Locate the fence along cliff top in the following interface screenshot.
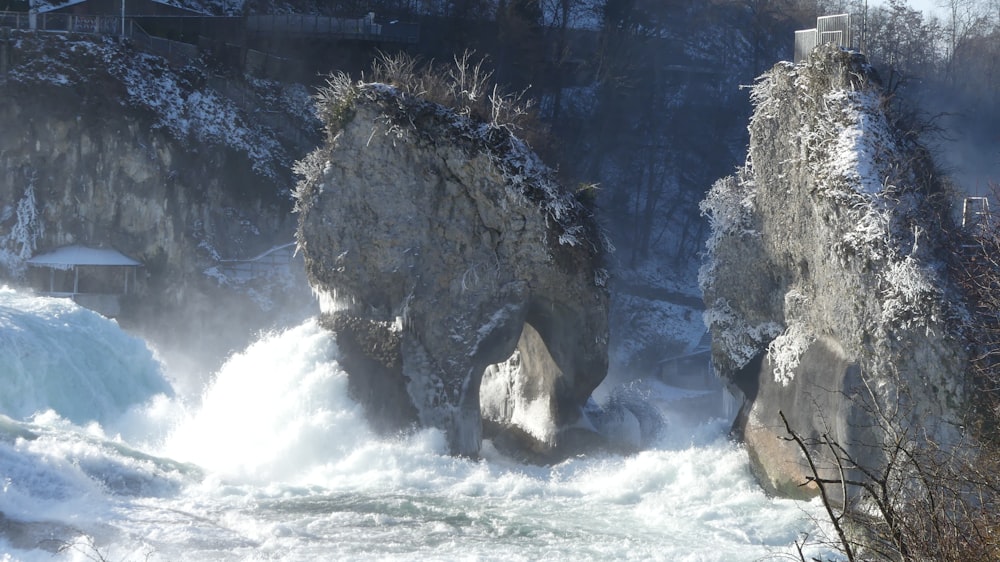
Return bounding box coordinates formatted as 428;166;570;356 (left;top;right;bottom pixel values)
795;14;851;64
9;1;418;45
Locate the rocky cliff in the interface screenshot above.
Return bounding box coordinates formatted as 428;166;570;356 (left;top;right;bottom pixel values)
295;76;610;458
0;33;318;366
701;45;970;500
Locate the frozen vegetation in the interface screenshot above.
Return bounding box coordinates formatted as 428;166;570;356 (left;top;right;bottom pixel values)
702;47;967;380
700;44;971;505
7;33;316;181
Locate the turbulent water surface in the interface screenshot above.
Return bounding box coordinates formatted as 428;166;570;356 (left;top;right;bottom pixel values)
0;288;836;561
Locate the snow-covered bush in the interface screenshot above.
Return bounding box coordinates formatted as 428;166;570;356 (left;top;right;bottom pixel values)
698;170;770;370
880;254;954;330
702;299;782;370
767;321;816;386
0;183;44;279
699;171;757;254
366;50;538;137
697;171;757;291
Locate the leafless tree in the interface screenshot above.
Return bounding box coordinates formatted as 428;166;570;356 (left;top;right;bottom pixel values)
780;193;1000;561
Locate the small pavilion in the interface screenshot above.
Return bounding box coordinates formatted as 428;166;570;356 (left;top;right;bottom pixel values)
26;245;142;316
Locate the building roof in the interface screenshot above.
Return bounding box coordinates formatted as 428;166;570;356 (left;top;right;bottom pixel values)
27;245;142;268
29;0;210;15
30;0;90;13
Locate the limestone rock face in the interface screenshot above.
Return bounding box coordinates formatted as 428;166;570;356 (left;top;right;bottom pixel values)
296;81;609;457
0;92;286;288
701;45;970;500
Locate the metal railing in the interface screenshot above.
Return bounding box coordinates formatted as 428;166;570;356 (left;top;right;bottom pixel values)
1;10;419;44
963;197;991;233
128;20;199;66
0;11;121;34
215;242;298;280
245;13;418;42
794;29;818;64
0;13;204;70
817;14;851;46
794;13;851;63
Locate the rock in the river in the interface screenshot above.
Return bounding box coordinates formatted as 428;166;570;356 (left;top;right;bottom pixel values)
296;77;610;457
701;45;970;500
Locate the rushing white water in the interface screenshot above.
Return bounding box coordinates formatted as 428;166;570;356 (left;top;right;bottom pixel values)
0;288;838;561
0;287;171;428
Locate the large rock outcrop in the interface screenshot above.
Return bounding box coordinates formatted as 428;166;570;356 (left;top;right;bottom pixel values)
295;78;609;457
701;45;970;500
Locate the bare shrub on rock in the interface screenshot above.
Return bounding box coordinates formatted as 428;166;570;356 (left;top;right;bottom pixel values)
311;50;552;162
783;196;1000;560
783;402;1000;560
365;50;548;148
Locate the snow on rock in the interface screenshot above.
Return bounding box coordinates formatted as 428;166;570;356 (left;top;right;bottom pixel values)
700;44;971;501
296;78;610;459
7;33;307;181
825;90;897;195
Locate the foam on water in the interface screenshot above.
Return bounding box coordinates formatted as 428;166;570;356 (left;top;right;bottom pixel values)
160;319;372;482
0;288;840;561
0;287;172;431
